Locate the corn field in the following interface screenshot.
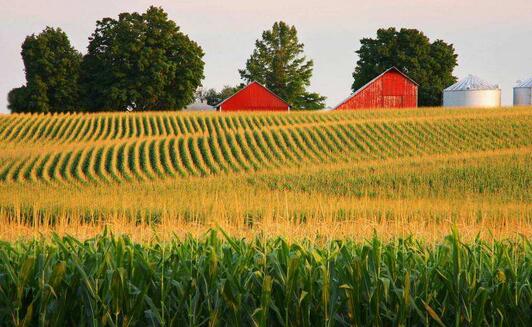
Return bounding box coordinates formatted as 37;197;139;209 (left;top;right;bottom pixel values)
0;108;530;239
0;230;529;326
0;108;530;325
0;108;530;184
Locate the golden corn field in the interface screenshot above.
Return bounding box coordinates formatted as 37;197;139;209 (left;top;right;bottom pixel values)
0;107;530;240
0;107;530;326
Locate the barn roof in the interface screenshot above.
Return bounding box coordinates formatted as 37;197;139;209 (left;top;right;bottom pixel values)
515;78;532;88
334;67;418;109
184;100;215;111
216;81;290;109
444;75;499;91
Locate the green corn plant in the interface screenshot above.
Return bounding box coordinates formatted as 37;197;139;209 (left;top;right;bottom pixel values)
167;138;188;177
178;137;198;176
0;230;524;326
188;137;209;176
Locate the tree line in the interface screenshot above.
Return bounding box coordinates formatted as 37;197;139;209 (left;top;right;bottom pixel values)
8;6;458;113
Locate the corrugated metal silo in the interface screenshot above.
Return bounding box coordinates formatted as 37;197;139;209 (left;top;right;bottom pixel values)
513;78;532;106
443;75;501;108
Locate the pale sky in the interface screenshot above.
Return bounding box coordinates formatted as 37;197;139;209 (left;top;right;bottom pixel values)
1;0;531;113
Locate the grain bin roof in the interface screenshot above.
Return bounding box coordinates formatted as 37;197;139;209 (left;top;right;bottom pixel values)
515;78;532;88
185;101;215;111
444;75;499;91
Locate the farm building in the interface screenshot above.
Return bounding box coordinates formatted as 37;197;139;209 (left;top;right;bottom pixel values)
334;67;418;110
513;78;532;106
443;75;501;108
217;81;290;111
184;100;215;112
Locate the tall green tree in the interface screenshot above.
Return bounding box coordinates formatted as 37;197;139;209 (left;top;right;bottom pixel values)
8;27;82;113
80;6;205;111
239;21;326;109
352;28;458;106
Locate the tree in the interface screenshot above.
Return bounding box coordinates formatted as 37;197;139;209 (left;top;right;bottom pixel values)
80;6;205;111
239;21;326;109
8;27;82;113
7;87;30;113
196;85;243;106
352;28;458;106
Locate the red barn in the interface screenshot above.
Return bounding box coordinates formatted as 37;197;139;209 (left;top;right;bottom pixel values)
217;81;290;112
335;67;418;110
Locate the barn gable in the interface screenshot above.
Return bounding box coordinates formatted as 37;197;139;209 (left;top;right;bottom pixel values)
217;82;290;111
335;67;418;110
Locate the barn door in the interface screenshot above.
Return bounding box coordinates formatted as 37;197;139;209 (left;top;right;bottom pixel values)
383;96;403;108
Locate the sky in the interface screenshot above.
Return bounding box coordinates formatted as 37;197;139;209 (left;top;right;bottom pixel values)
0;0;531;113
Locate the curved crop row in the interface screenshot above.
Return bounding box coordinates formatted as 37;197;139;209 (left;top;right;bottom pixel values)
1;109;528;145
0;114;529;185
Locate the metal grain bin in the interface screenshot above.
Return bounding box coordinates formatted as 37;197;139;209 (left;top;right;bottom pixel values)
513;78;532;106
443;75;501;108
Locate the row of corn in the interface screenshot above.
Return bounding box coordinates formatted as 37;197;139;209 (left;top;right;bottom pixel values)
1;115;530;185
0;230;529;326
2;108;504;145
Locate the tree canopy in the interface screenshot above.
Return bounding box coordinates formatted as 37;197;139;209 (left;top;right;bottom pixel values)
80;6;205;111
352;28;458;106
196;85;243;106
8;27;82;113
239;21;325;109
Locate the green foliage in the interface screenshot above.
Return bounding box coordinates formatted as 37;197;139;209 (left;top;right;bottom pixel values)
0;231;529;326
239;21;326;109
80;6;205;111
7;87;31;113
197;85;244;106
352;27;458;106
8;27;82;113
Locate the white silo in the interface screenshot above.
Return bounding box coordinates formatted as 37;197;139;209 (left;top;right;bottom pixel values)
513;78;532;106
443;75;501;108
